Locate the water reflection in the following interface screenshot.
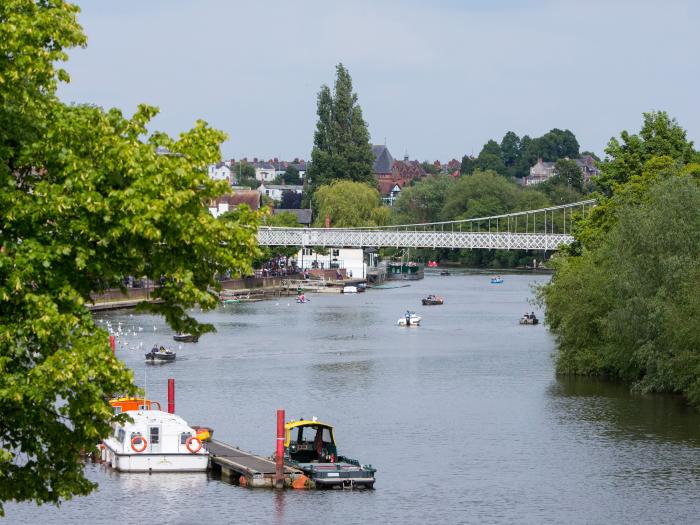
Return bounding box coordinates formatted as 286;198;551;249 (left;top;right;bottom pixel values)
549;376;700;445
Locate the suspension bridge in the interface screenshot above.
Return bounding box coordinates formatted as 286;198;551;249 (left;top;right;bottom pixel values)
257;200;595;251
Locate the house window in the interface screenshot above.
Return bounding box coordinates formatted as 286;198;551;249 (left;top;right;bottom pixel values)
332;249;340;257
303;248;313;256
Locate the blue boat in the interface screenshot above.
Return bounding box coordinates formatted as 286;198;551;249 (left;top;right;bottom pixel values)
490;277;504;284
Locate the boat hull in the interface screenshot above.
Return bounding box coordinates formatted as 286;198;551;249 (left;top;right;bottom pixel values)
102;445;208;472
294;462;375;490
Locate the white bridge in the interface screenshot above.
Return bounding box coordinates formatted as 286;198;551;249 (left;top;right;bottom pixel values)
257;200;595;251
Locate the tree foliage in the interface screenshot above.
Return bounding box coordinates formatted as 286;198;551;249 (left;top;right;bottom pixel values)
281;165;301;185
0;0;260;513
595;111;697;195
306;64;375;191
392;175;455;224
540;112;700;406
312;180;389;227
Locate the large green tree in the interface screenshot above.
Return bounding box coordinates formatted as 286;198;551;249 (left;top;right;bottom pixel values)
312;180;389;227
595;111;697;195
306;64;375;191
0;0;260;513
392;175;455;224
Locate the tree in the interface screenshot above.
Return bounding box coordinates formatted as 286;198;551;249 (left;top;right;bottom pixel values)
312;180;389;227
282;165;300;185
596;111;697;195
306;64;375;191
392;175;455;224
460;155;476;175
553;158;583;190
500;131;521;167
540;175;700;405
421;161;441;175
476;140;506;176
442;170;521;220
0;0;260;513
278;190;303;209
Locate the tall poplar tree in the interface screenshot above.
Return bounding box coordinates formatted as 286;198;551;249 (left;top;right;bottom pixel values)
307;64;375;192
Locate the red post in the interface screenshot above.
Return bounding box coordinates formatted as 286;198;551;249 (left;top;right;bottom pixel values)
167;378;175;414
324;214;330;228
109;335;115;354
275;409;285;488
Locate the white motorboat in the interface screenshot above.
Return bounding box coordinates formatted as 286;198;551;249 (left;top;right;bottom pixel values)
101;410;208;472
343;285;358;294
397;312;422;326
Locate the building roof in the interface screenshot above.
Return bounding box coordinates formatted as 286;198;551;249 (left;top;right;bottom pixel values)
272;208;312;225
393;159;427;180
260;184;304;191
372;145;394;174
379;179;403;196
213;190;261;210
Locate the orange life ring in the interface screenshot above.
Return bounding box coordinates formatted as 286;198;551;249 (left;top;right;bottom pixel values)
186;435;202;454
131;435;147;453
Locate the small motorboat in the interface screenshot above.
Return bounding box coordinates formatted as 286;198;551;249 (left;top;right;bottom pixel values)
356;283;367;292
283;418;376;489
145;345;176;362
343;286;358;294
421;295;444;306
490;277;504;284
173;332;198;343
296;295;310;303
397;312;422;326
519;313;539;325
440;270;450;276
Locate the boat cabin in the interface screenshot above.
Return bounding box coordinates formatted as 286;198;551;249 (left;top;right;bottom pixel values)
110;397;161;413
284;419;338;463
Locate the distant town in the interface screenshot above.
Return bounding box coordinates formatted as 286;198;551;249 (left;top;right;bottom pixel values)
207;146;600;216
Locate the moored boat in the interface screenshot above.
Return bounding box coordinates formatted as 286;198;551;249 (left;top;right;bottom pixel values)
490;276;504;284
173;332;198;343
342;285;358;294
421;295;444;306
102;410;208;472
440;270;450;276
284;418;376;489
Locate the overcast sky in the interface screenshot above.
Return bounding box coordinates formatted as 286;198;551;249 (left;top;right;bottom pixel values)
58;0;699;162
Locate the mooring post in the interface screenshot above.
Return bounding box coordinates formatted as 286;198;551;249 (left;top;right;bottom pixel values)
275;408;285;489
167;378;175;414
109;335;115;354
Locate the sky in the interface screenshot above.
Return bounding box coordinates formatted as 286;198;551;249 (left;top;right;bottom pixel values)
58;0;700;163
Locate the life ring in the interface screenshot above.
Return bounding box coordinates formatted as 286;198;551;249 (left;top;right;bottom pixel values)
131;435;147;453
186;435;202;454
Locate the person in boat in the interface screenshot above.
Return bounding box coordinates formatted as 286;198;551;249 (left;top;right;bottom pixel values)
531;312;536;319
405;310;411;326
299;293;305;302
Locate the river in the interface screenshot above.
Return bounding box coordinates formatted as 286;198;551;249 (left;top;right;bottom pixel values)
5;272;700;524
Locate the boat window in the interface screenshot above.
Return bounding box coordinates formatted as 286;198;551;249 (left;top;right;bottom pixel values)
150;427;160;445
113;406;122;414
130;432;144;446
180;432;192;445
117;429;126;443
138;405;147;410
320;428;332;443
291;427;304;443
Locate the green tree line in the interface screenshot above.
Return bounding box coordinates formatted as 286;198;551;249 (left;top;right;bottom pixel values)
538;111;700;406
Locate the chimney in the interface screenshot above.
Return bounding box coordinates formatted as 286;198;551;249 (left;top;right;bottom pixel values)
325;214;331;228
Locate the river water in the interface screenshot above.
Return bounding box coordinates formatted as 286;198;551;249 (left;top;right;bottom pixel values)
6;272;700;524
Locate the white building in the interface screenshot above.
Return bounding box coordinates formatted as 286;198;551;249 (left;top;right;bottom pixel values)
259;184;304;202
254;162;277;183
295;247;378;279
208;162;233;184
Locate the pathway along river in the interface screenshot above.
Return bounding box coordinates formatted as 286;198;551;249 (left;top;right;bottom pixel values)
7;273;700;524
